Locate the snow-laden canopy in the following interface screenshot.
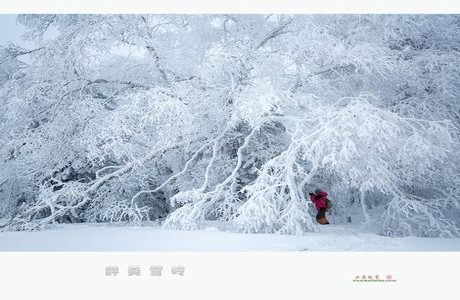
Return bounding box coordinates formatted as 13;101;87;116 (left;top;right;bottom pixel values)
1;15;459;237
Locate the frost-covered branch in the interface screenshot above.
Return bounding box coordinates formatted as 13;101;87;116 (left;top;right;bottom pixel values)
1;15;459;238
256;18;293;49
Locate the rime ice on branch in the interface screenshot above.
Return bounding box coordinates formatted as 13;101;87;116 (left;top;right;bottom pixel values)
0;15;459;237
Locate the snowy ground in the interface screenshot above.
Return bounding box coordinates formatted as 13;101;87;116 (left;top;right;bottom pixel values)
0;222;459;251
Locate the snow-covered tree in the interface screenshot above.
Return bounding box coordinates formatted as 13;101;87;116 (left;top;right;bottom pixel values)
0;14;459;237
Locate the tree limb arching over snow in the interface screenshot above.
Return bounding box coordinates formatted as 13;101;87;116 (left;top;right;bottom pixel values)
1;15;460;238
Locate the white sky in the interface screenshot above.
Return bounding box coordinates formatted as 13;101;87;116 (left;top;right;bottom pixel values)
0;14;37;49
0;15;25;45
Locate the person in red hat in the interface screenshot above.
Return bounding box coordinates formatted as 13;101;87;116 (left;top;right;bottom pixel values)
309;189;330;225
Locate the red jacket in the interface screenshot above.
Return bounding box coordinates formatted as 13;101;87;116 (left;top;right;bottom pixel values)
310;192;329;211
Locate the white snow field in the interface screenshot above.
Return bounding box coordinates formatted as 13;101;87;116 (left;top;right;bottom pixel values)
0;222;459;251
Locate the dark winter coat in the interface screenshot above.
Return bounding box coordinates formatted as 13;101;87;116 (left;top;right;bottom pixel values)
310;191;329;212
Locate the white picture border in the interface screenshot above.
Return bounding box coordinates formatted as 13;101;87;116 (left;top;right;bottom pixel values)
0;1;458;299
